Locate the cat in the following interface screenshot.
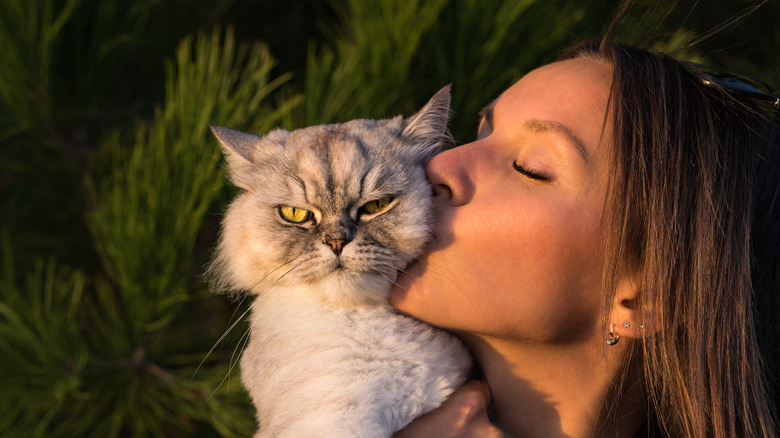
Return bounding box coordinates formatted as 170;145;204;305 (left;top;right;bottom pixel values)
208;85;472;438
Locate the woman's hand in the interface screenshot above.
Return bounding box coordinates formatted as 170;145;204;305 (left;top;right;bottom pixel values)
394;379;503;437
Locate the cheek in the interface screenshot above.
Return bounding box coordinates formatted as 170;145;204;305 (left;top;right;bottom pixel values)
392;196;604;341
462;208;602;333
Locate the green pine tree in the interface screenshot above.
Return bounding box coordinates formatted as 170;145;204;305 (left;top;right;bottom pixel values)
1;0;776;436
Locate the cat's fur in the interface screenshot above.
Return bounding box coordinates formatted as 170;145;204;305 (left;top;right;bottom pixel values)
209;86;472;438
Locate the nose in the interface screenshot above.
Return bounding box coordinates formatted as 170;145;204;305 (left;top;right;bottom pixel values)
324;234;351;255
426;142;477;206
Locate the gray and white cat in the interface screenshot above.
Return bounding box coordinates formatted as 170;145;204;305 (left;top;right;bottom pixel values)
208;86;472;438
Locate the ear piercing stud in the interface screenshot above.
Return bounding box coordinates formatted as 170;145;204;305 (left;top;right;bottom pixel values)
608;322;647;346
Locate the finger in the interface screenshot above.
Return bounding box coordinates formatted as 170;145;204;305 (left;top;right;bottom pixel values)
457;378;492;406
393;379;497;438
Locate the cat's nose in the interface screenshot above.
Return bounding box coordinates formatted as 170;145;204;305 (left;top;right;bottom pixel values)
324;235;351;255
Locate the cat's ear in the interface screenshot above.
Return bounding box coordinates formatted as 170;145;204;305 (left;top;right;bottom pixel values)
211;126;288;188
211;125;264;164
400;85;452;162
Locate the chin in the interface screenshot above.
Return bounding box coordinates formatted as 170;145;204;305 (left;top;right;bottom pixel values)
315;270;396;307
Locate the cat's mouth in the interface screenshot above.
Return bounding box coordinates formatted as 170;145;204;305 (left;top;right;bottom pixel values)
330;258;357;273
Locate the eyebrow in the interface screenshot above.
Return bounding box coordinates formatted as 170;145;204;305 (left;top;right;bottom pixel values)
478;103;589;163
477;98;498;130
524;119;588;163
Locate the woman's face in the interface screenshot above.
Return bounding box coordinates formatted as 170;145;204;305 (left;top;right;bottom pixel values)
389;57;613;344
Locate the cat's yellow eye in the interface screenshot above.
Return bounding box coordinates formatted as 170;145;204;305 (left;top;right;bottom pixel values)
279;206;312;223
360;196;394;215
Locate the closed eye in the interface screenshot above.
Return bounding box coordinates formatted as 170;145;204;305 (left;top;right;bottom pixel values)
513;160;549;181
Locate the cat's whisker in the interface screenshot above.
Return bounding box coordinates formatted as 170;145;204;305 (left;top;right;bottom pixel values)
425;254;481;281
362;258;399;270
193;304;253;379
396;269;416;278
425;253;472;270
249;258;299;291
272;261;306;285
378;272;410;293
424;265;479;312
229;326;252;381
238;260;307;303
207;324;252;402
227;292;249;316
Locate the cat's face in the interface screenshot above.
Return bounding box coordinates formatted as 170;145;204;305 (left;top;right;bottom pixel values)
210;87;451;306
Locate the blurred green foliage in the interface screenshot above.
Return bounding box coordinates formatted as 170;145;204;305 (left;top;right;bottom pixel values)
1;0;777;436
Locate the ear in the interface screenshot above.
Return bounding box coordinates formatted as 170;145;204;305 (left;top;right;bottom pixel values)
400;85;452;162
211;125;287;188
609;273;655;339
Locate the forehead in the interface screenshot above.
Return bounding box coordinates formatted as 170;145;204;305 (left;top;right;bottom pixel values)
279;123;412;208
491;57;613;157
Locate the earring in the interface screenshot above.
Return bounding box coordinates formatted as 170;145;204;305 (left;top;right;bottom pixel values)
606;324;620;346
623;321;631;328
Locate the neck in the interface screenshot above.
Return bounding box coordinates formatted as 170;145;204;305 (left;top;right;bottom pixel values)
461;334;646;438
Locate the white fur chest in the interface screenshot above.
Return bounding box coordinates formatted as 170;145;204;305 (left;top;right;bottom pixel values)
239;293;472;438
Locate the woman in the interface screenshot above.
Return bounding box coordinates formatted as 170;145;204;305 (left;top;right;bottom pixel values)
390;38;780;437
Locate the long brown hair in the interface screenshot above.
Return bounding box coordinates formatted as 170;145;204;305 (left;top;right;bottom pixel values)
563;40;780;437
